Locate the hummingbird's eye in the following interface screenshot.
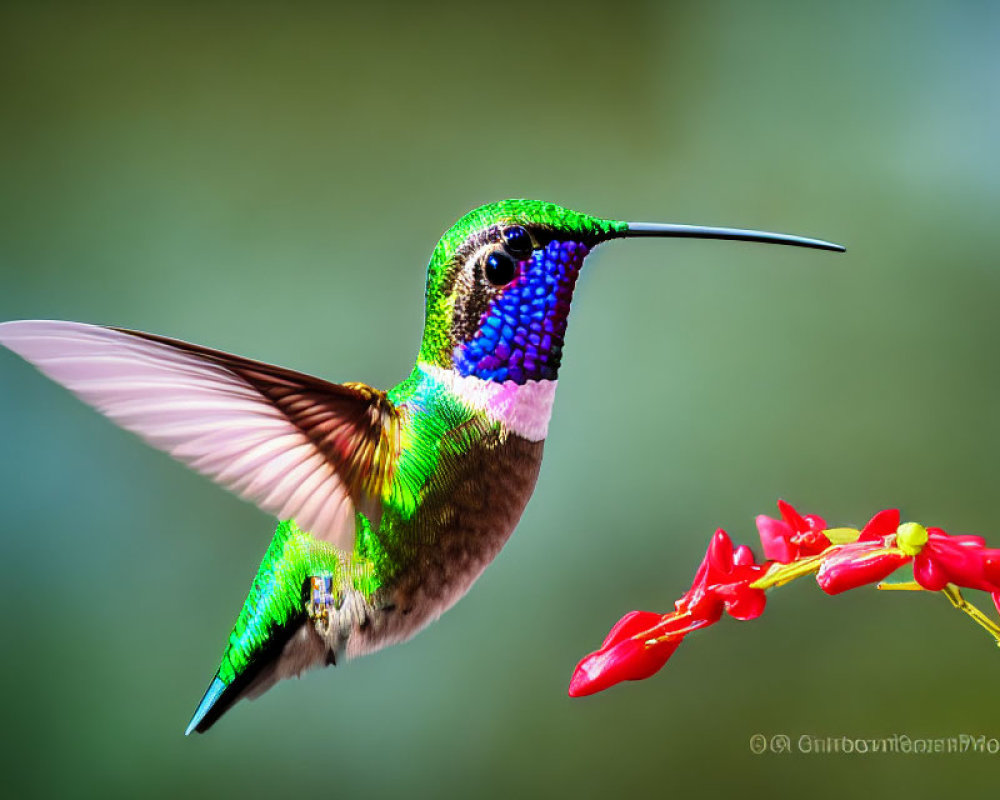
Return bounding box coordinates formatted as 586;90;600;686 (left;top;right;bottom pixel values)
501;225;533;259
483;250;517;287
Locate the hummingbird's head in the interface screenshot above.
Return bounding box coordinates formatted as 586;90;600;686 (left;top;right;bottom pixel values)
417;199;843;385
417;199;624;384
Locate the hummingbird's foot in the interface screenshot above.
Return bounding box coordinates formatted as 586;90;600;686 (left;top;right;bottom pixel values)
307;573;341;636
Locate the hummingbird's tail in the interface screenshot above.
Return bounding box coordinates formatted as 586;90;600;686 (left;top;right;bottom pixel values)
186;676;229;735
185;520;341;735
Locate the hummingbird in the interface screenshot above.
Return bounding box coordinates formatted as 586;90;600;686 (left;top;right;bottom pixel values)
0;199;843;734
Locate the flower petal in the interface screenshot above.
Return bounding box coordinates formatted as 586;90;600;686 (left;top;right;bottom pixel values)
817;544;910;594
756;515;795;563
778;499;810;532
599;610;665;650
726;588;767;621
858;508;900;542
913;551;949;592
734;544;758;566
984;554;1000;592
568;636;682;697
804;513;829;530
707;529;734;573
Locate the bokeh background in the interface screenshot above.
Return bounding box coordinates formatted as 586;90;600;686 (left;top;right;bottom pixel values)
2;1;999;797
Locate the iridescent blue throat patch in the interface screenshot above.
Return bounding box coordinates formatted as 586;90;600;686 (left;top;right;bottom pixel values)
453;239;588;384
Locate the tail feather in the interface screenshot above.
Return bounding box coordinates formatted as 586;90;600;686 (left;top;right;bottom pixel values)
185;520;341;734
185;619;326;734
186;677;227;735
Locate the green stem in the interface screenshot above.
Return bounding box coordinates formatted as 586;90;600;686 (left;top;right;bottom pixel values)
876;580;923;591
941;584;1000;647
749;553;826;590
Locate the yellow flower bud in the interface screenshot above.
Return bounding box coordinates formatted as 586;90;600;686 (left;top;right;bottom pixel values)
896;521;929;556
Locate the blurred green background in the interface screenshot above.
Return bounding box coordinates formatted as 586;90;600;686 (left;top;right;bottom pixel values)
2;1;999;797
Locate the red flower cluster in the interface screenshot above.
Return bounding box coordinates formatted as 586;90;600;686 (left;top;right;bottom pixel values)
568;530;766;697
570;501;1000;697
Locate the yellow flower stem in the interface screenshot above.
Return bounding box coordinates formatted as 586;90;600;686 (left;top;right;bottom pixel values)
644;615;706;646
940;584;1000;647
877;581;1000;645
749;553;826;590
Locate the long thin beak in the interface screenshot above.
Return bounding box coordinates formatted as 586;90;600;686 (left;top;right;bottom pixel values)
617;222;845;252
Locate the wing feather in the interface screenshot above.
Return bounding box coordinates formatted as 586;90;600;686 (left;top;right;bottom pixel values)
0;320;399;551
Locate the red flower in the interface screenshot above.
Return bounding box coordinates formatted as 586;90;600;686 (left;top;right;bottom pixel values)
816;508;905;594
910;527;1000;593
568;531;767;696
756;499;830;563
568;612;712;697
679;529;768;621
817;543;909;594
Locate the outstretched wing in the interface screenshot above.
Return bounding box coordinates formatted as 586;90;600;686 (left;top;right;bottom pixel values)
0;320;399;552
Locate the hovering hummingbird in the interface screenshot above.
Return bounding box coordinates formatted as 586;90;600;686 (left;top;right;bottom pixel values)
0;199;843;734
